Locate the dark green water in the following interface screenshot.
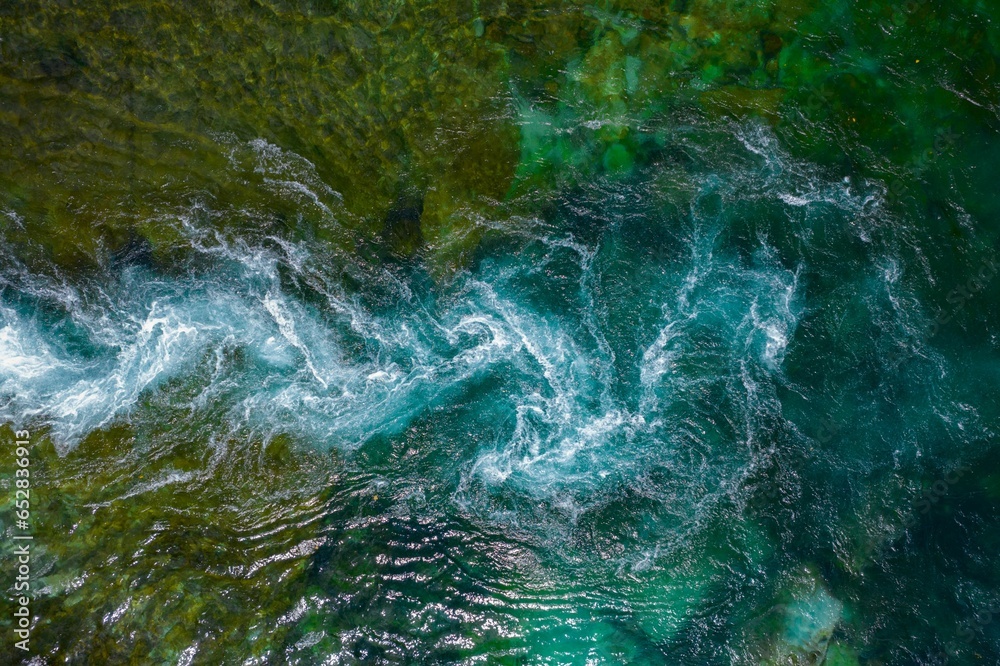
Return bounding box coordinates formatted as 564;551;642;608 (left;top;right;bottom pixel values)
1;1;999;664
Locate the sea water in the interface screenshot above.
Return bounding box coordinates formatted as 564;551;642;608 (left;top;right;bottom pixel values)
1;1;999;664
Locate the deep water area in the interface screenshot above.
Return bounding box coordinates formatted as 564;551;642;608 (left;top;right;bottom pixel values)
1;1;1000;664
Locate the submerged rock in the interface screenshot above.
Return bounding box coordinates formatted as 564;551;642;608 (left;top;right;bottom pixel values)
764;567;847;665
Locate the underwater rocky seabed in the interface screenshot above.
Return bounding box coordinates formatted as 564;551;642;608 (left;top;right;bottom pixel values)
0;0;999;664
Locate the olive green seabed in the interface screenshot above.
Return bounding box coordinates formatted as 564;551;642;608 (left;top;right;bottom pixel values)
2;0;828;275
1;0;1000;664
0;422;338;663
1;0;996;275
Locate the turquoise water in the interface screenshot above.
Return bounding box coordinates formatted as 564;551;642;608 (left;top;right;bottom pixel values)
2;1;1000;664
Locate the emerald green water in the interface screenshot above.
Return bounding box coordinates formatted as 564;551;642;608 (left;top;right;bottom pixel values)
1;0;1000;664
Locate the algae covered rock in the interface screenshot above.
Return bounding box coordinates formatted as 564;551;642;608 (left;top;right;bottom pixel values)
0;423;339;663
0;0;833;278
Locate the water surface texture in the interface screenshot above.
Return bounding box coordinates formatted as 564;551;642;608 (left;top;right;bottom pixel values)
2;1;1000;664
